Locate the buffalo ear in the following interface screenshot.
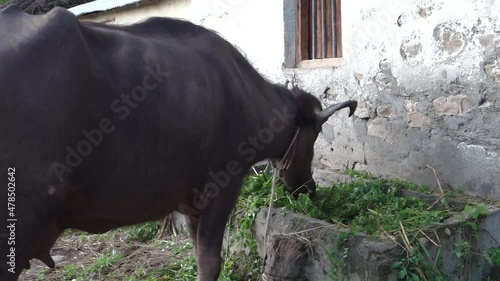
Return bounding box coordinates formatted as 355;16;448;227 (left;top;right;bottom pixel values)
315;100;357;127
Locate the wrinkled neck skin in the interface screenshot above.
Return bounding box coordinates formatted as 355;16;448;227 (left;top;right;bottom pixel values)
252;85;299;164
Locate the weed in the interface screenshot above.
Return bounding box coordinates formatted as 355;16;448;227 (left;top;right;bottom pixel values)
60;250;124;280
126;221;160;242
36;268;50;281
219;252;262;281
163;239;193;254
164;256;197;280
88;250;124;275
454;204;491;276
485;247;500;267
63;265;85;280
266;170;451;236
326;231;351;280
392;237;447;281
221;171;270;280
454;241;472;270
463;204;488;221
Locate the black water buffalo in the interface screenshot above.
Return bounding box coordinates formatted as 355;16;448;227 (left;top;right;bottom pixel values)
0;5;356;280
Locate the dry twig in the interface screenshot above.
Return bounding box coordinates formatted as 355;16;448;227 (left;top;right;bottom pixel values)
399;221;413;255
425;165;446;210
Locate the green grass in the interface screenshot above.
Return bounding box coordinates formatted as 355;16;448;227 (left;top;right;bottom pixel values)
88;250;123;274
57;237;198;281
240;169;500;281
160;256;197;281
485;247;500;267
235;169;462;281
240;168;451;236
218;168;454;280
62;250;124;281
0;0;10;4
125;221;160;242
162;239;193;254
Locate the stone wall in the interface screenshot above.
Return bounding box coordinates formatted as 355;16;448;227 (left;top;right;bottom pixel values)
283;0;500;199
253;205;500;281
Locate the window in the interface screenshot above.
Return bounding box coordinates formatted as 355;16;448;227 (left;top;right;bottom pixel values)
284;0;342;68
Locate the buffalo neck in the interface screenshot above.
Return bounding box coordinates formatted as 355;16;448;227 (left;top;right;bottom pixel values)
252;85;298;163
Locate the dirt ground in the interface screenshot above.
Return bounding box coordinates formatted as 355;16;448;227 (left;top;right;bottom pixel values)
19;229;195;281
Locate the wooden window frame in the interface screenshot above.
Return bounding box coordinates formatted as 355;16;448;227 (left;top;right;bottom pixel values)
295;0;342;69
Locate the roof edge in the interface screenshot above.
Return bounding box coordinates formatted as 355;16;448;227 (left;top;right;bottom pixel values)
68;0;141;16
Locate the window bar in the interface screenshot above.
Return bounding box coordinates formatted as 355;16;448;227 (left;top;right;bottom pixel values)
311;0;317;59
321;0;327;58
331;0;337;57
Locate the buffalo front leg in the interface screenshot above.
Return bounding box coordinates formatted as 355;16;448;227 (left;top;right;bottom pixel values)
195;178;242;281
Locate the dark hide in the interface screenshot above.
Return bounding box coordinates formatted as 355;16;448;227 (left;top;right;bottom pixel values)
0;6;356;280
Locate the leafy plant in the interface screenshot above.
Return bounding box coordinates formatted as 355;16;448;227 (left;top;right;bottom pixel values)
126;221;160;242
163;239;193;254
485;247;500;267
258;169;452;236
454;204;494;276
63;265;85;280
88;250;124;275
463;204;488;222
164;256;197;281
454;241;472;270
392;238;447;281
220;171;271;280
326;231;351;280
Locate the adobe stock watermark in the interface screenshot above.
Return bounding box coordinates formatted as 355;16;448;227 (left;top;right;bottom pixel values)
178;105;295;216
207;0;245;17
4;14;39;54
50;64;169;182
6;167;17;275
357;0;407;46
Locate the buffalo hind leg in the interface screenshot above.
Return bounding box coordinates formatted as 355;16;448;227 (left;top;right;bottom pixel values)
195;178;242;281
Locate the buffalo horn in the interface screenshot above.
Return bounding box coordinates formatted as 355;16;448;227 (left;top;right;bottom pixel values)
315;100;358;127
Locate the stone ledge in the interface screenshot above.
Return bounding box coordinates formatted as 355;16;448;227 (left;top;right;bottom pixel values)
253;197;500;281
